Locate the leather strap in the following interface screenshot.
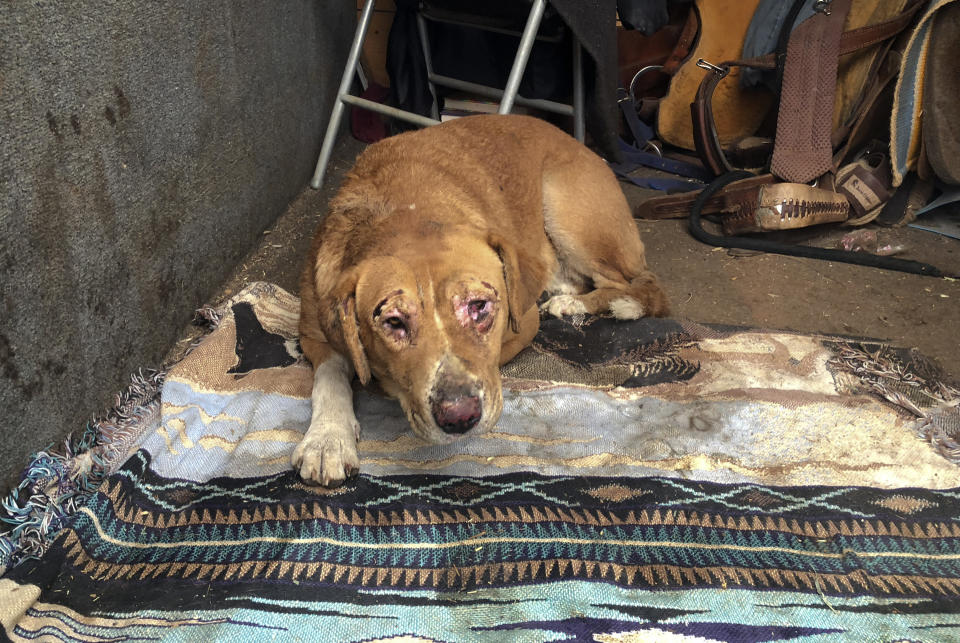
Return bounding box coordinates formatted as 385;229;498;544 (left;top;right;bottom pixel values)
837;0;925;55
769;0;852;183
708;2;925;74
662;6;700;76
690;62;732;177
637;173;775;219
690;59;775;176
830;14;909;167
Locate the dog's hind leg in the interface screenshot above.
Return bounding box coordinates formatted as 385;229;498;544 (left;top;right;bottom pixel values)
547;272;670;319
539;148;670;319
543;275;670;319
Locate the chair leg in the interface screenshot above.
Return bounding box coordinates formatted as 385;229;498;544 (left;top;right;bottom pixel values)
572;37;585;142
310;0;379;189
498;0;547;115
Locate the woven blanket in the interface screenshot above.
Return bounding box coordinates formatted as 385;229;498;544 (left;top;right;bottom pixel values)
3;282;960;642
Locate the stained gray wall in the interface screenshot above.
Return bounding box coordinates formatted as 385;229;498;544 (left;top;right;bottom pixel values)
0;2;352;482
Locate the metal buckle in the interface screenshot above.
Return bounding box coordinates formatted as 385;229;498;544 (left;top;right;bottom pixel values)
813;0;833;16
627;65;664;103
696;59;728;78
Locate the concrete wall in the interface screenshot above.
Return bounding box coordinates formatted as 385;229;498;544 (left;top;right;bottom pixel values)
0;2;352;482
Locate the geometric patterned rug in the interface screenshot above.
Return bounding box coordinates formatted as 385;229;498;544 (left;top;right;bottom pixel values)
3;282;959;642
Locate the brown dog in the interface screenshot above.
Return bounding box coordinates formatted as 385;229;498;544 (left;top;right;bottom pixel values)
295;115;669;486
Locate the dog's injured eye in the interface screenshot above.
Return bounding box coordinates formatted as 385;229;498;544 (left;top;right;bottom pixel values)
376;306;412;343
467;299;491;323
383;315;407;333
454;294;495;333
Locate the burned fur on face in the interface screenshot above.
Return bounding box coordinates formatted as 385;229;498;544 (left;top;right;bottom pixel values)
349;250;509;444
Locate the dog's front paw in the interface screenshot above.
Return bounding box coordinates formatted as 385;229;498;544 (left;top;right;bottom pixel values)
542;294;588;318
292;427;360;487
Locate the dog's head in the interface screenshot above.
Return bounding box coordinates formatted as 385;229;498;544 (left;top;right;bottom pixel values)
322;229;539;443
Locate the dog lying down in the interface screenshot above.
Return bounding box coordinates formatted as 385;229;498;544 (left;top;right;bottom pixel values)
295;114;669;486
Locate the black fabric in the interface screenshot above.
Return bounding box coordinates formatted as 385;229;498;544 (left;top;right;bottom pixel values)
535;315;701;386
386;0;436;133
386;0;622;161
616;0;671;34
226;303;296;374
876;172;921;226
428;21;573;103
551;0;620;160
537;315;692;369
422;0;566;37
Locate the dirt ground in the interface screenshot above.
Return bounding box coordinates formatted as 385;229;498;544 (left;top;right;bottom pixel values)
169;133;960;383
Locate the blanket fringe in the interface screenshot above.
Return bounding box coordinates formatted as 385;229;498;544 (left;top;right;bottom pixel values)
0;294;240;574
0;369;165;573
193;304;224;330
827;341;960;465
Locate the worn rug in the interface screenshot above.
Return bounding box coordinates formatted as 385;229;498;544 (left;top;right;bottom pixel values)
2;282;960;642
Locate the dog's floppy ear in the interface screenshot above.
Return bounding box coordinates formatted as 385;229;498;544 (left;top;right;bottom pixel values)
329;267;372;386
488;232;543;333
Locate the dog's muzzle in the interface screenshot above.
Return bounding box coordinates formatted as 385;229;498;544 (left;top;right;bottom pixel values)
429;361;483;434
431;390;482;434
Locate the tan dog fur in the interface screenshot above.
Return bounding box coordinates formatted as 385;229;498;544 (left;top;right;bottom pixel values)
295;115;669;486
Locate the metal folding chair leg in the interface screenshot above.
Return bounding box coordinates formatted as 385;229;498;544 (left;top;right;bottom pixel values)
310;0;378;190
310;0;586;189
572;38;584;141
311;0;444;189
498;0;547;115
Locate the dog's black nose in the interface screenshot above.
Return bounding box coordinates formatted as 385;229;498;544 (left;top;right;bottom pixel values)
431;395;482;434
